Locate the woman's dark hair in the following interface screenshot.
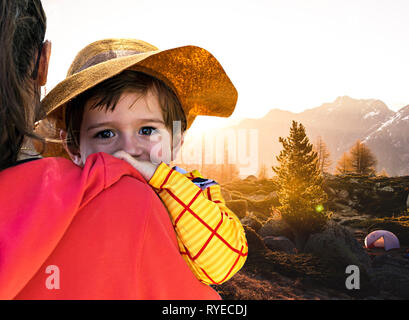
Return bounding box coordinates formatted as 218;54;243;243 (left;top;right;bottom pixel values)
0;0;46;170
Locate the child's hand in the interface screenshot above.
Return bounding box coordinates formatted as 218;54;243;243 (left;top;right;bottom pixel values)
112;150;158;182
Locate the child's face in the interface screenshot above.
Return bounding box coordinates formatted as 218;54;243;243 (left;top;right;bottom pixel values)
72;90;181;167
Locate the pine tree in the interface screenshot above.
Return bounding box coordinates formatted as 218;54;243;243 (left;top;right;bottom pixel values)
273;121;330;250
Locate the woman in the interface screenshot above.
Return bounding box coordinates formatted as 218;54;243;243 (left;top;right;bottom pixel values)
0;0;220;299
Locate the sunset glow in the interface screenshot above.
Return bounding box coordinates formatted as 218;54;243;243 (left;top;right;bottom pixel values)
42;0;409;134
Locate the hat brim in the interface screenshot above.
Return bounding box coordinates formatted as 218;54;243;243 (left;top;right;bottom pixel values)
38;45;237;157
43;45;237;127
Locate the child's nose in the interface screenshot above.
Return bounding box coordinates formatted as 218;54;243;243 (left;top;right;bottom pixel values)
120;135;144;157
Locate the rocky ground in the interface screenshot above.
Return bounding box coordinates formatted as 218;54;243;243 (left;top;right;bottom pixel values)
214;175;409;300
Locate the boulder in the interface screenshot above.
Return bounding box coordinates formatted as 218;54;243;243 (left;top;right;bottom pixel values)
243;225;267;254
323;185;336;196
337;189;349;199
253;189;268;196
379;186;394;192
324;174;409;216
264;236;297;254
370;254;409;299
225;199;247;219
258;218;293;240
246;193;279;214
230;191;244;200
220;188;232;201
244;175;258;182
249;211;271;223
241;215;262;232
304;221;372;274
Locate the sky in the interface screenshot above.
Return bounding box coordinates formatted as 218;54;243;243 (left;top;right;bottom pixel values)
41;0;409;132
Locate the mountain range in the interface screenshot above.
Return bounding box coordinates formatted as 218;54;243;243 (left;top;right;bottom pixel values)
221;96;409;177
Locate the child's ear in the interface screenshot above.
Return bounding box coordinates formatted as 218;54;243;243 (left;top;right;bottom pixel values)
60;130;83;167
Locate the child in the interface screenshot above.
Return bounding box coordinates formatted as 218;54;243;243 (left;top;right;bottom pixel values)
41;38;248;285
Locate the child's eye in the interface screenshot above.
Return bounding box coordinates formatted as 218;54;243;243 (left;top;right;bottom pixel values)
139;126;157;136
94;129;115;139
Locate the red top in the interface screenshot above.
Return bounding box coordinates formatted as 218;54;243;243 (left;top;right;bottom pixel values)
0;153;220;300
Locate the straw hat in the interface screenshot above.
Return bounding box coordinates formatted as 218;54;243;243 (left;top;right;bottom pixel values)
38;38;238;157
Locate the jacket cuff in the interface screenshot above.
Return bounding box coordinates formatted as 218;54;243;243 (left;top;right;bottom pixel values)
148;162;173;189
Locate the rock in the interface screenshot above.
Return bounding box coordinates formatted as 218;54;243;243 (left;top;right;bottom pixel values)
253;189;268;196
332;202;353;212
324;174;409;216
249;211;271;223
225;199;248;219
304;221;372;274
243;225;267;254
221;188;232;201
323;186;336;196
370;254;409;298
230;191;244;200
379;186;394;192
248;194;267;201
241;215;262;232
347;200;356;207
338;189;349;199
258;218;293;240
244;175;258;182
246;193;279;214
264;236;297;254
372;254;409;268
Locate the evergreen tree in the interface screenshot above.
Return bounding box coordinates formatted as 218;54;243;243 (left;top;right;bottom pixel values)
273;121;329;250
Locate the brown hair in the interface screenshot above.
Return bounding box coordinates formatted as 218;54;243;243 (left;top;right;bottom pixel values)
64;70;187;153
0;0;46;170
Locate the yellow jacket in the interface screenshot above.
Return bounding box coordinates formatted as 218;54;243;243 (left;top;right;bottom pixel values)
149;162;248;285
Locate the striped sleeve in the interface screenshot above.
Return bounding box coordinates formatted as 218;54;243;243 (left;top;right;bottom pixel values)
148;162;248;285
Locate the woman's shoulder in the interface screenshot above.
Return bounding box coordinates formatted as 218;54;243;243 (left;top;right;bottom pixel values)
0;156;77;180
0;152;148;192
